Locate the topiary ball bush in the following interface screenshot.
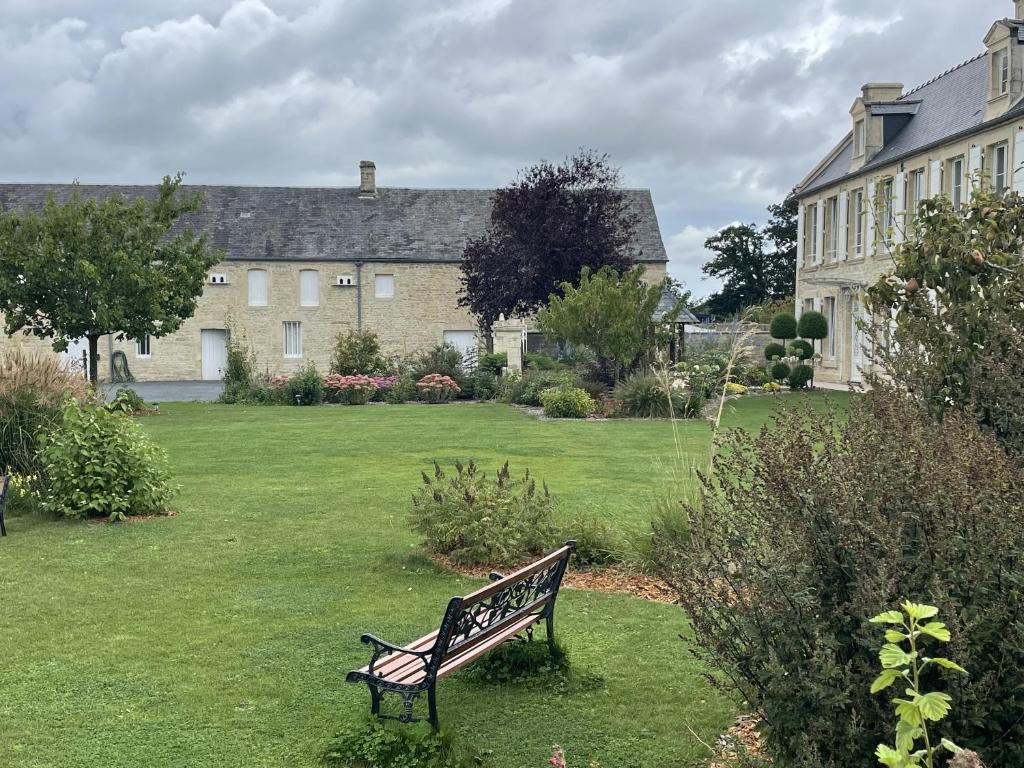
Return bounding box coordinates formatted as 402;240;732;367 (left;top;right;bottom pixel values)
769;312;798;341
764;343;787;362
798;310;828;341
788;364;814;389
770;362;791;382
789;340;814;360
539;386;594;419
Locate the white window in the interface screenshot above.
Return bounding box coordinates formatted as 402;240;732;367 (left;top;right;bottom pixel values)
248;269;268;307
299;269;319;307
805;205;818;264
136;335;152;358
374;273;395;299
854;119;866;157
995;48;1010;96
949;157;965;206
853;189;865;255
993;144;1008;193
881;178;895;243
908;169;925;222
283;321;302;358
823;297;837;359
827;197;839;261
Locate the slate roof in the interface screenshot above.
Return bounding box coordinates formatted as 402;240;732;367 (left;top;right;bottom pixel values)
801;45;1024;195
652;287;699;324
0;183;668;264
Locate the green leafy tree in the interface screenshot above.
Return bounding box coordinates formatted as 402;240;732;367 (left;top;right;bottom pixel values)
870;602;967;768
866;186;1024;460
536;266;674;383
0;175;221;383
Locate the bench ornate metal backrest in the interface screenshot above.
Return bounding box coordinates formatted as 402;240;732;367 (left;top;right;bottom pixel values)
346;541;576;729
0;474;8;537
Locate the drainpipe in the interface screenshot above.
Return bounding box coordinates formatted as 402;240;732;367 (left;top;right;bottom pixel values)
355;261;364;331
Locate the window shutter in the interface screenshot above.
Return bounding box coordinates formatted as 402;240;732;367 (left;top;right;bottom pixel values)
248;269;268;307
969;145;983;198
1014;130;1024;195
796;201;805;267
299;270;319;307
929;159;942;198
814;201;825;265
893;172;907;244
866;180;877;256
837;192;849;261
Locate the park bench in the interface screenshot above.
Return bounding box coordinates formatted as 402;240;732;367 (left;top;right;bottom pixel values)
346;541;576;730
0;475;8;537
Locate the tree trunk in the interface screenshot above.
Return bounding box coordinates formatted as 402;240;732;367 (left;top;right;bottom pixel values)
87;334;100;386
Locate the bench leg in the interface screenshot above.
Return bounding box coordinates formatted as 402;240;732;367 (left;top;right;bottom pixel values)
369;684;381;717
546;611;556;654
427;683;439;731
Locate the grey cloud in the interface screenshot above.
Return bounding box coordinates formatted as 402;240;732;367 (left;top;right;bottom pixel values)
0;0;1011;293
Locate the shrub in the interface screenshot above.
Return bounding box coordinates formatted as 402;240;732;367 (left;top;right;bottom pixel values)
615;373;684;418
680;347;729;398
524;353;568;371
465;368;498;401
560;516;622;569
410;461;558;565
106;388;152;415
324;374;378;405
739;365;770;387
40;401;175;521
0;350;90;481
369;376;397;402
770;361;791;382
789;339;814;360
283;363;324;406
575;377;609;402
476;352;507;375
539;386;593;419
324;720;474;768
463;638;570;687
659;391;1024;767
769;312;798;341
384;374;417;404
220;332;258;403
330;330;390;376
797;309;828;342
407;344;466;388
416;374;461;404
512;371;575;407
763;342;787;362
725;382;748;396
787;363;813;390
762;381;782;393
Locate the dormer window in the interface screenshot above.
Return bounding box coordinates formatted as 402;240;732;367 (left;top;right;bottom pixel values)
994;48;1010;96
854;119;866;157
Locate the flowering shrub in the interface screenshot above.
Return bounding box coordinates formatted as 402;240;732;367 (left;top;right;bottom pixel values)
416;374;461;404
324;374;378;405
762;381;782;393
268;374;290;391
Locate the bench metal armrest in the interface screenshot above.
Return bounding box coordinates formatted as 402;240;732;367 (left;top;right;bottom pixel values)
488;571;504;582
359;634;432;678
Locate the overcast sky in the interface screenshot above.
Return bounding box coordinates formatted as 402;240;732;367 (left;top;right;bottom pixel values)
0;0;1010;298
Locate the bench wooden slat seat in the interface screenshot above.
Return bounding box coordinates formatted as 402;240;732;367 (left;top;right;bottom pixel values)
346;541;576;729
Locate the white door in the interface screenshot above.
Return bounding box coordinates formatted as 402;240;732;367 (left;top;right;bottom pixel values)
850;298;866;384
201;330;228;381
60;337;90;375
443;331;478;366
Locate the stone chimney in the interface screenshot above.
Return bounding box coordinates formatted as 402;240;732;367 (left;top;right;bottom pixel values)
359;161;376;197
861;82;904;103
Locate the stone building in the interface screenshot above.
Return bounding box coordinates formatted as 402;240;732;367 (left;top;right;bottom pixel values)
794;1;1024;385
0;162;668;382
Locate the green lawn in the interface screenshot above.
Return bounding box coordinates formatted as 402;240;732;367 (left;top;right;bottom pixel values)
0;392;847;768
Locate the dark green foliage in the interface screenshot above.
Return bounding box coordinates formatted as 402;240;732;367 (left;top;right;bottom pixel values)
788;340;813;360
219;331;270;404
410;461;558;566
770;362;791;382
462;638;569;686
384;374;417;404
465;368;499;401
476;352;507;375
659;391;1024;768
613;372;703;419
523;353;568;371
539;386;593;419
560;516;622;569
106;388;152;415
331;331;391;376
284;363;325;406
406;345;467;392
323;720;474;768
763;343;786;362
769;312;798;341
739;365;770;388
575;377;609;402
40;402;175;521
787;364;813;390
506;371;575;407
797;310;828;341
